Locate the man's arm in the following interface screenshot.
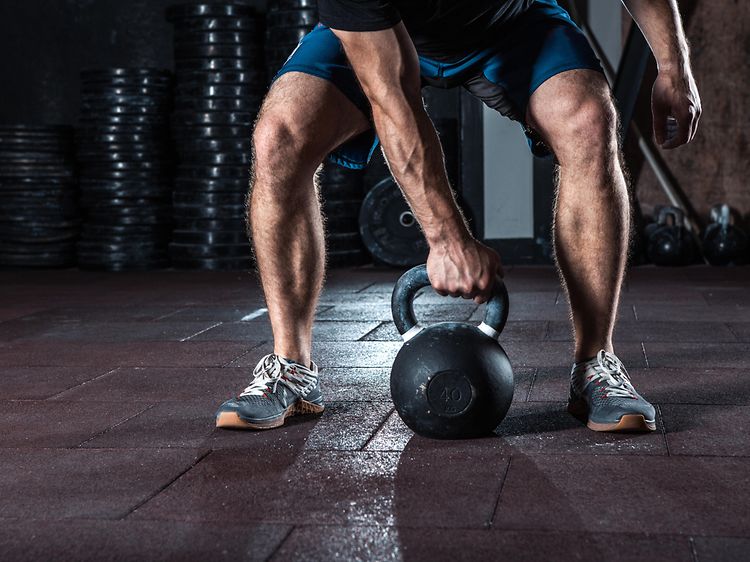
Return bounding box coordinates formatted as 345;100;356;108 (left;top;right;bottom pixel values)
332;24;502;302
622;0;701;148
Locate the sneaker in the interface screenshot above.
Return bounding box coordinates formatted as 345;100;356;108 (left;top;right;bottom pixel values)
215;353;324;430
567;350;656;432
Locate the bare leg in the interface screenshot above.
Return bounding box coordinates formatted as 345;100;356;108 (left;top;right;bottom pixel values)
250;73;369;367
526;69;630;362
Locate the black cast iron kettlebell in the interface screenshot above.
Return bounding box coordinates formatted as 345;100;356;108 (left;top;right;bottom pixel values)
703;204;748;266
390;264;514;439
646;206;696;266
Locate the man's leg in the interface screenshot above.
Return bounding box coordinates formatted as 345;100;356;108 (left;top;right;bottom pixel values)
250;72;370;368
526;69;628;362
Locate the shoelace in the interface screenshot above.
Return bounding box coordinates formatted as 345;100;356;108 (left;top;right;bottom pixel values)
239;353;317;398
579;350;638;399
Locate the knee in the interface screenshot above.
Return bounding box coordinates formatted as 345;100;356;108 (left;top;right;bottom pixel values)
556;96;619;163
252;112;319;179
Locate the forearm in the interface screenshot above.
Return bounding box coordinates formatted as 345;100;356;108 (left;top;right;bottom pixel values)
371;95;470;246
621;0;690;72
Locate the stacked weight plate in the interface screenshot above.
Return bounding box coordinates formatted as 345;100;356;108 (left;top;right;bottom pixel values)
167;3;265;270
0;125;78;268
265;0;318;78
319;162;369;266
76;68;173;271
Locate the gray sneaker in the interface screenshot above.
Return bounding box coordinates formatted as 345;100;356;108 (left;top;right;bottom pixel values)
216;353;324;430
568;350;656;432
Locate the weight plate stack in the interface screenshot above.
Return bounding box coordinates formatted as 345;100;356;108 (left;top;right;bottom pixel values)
265;0;318;80
75;68;174;271
318;162;369;267
0;125;79;268
167;3;264;270
359;176;429;267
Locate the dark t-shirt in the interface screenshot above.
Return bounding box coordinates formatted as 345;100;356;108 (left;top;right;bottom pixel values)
318;0;535;59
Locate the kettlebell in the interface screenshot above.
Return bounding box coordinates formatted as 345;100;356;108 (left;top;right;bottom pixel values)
390;264;514;439
703;204;748;266
646;206;696;266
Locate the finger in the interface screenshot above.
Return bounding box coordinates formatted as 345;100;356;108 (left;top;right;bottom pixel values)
661;111;691;149
473;295;487;305
652;100;669;146
689;107;701;142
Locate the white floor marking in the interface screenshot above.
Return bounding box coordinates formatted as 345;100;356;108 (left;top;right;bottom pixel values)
241;307;268;322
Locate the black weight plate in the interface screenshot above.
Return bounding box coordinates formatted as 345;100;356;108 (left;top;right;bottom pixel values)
267;26;312;45
171;111;255;126
79;170;169;182
77;149;170;162
173;203;245;219
175;69;264;85
79;178;171;191
174;82;263;98
173;30;255;44
270;0;317;10
78;114;168;126
78;260;170;272
358;177;428;267
76;142;169;156
166;3;257;21
0;141;72;154
0;167;74;180
173;96;261;112
85;214;170;226
0;124;72;136
0;176;75;188
79;85;171;99
77;239;166;253
172;229;248;245
267;8;318;27
1;194;77;209
80;104;169;117
327;248;369;267
173;190;245;206
170;255;251;270
81;68;171;79
1;229;78;244
169;242;250;259
172;126;253;141
80;161;169;173
171;16;262;32
172;179;247;194
174;44;262;60
172;217;246;231
0;154;70;166
174;57;263;72
174;137;250;153
0;240;77;254
81;224;169;238
0;252;75;268
323;199;361;219
84;197;170;210
177;152;250;166
80;92;171;104
176;165;248;179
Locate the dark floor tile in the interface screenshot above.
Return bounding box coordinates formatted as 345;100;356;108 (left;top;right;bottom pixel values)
362;320;548;342
727;323;750;342
632;303;749;322
320;367;392;401
644;343;750;369
229;342;401;369
11;305;182;324
53;366;253;402
0;306;45;323
662;404;750;456
0;520;290;562
493;455;750;535
317;303;476;322
0;318;216;343
0;448;205;519
274;526;692;562
133;449;509;528
702;289;750;307
0;341;259;368
504;342;646;369
191;320;381;342
530;366;750;405
366;401;665;456
82;400;390;452
692;537;750;562
0;400;150;447
162;304;328;323
547;321;738;343
0;366;112;399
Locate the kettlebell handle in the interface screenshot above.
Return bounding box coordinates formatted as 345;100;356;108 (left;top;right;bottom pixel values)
391;264;509;342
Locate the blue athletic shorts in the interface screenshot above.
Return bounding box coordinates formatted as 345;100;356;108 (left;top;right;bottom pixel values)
273;0;603;168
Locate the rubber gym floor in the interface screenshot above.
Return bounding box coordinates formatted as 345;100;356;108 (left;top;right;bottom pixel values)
0;265;748;561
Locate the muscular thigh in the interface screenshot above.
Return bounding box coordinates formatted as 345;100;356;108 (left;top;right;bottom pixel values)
256;71;370;164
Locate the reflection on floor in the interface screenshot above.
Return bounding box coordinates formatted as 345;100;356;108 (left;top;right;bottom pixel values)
1;265;749;560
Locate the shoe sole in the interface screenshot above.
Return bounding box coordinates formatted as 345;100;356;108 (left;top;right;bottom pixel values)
567;401;656;433
215;400;324;430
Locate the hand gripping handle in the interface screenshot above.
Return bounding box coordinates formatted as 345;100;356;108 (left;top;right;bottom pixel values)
391;264;509;342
